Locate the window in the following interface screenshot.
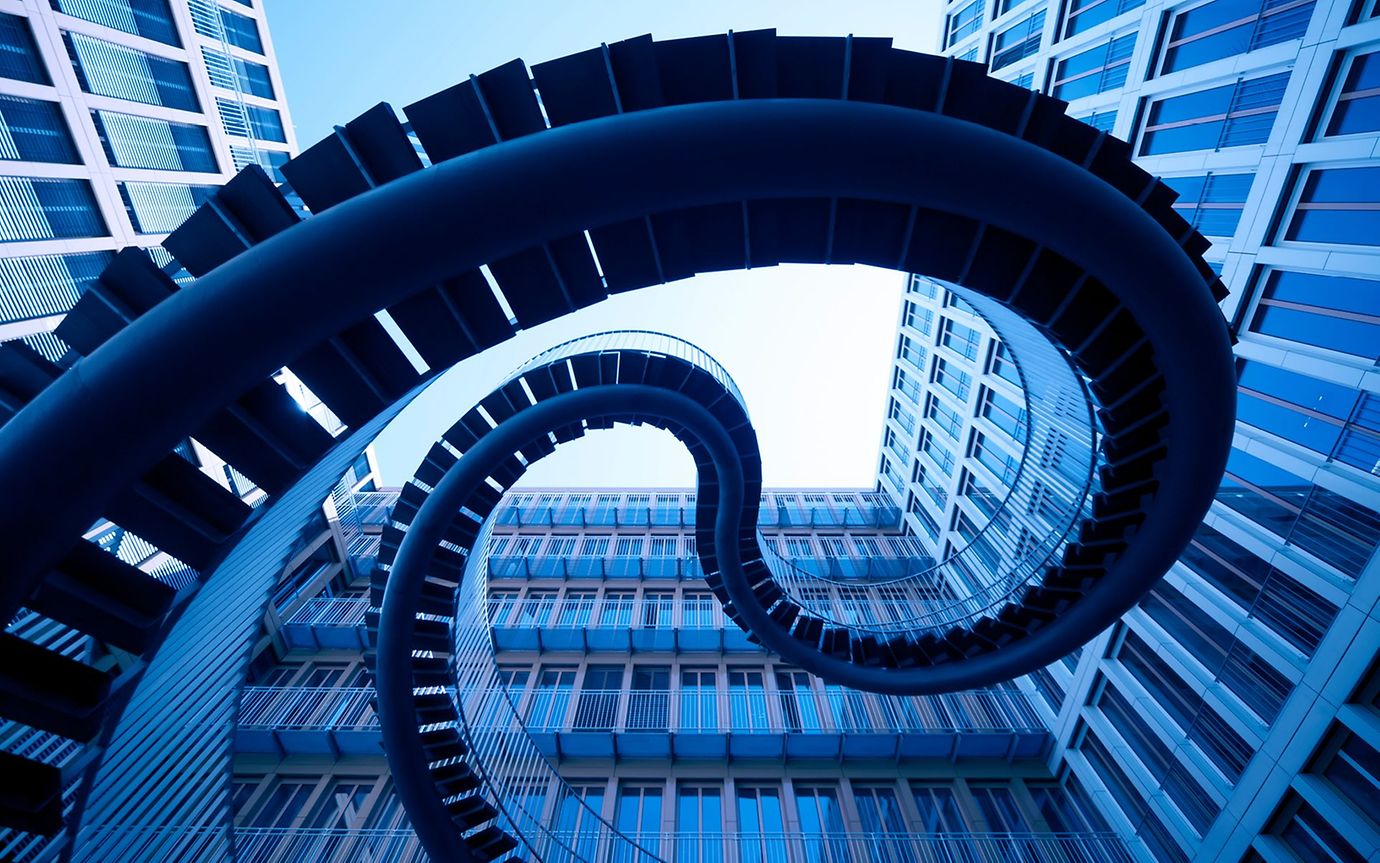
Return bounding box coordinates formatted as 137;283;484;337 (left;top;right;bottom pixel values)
925;393;963;441
989;342;1021;387
93;111;218;172
911;785;968;831
1097;682;1220;832
119;181;216;234
1324;51;1380;136
202;46;275;98
904;299;934;334
1081;732;1189;863
554;784;607;859
920;428;956;476
676;785;722;861
735;786;786;862
1052;34;1136;101
794;786;848;861
627;667;670;729
981;386;1027;440
572;665;622;730
599;591;633;627
893;366;921;402
64;32;199;111
940;317;981;360
557;591;595;627
244;779;316;828
1142;583;1294;721
0;177;107;242
1182;524;1339;656
193;3;264;53
51;0;180;46
1029;777;1110;832
679;669;717;731
990;11;1045;72
972;432;1019;485
217;98;287;143
517;591;556;627
0;251;111;324
1161;0;1315;75
1064;0;1146;37
1080;109;1118;132
934;357;971;400
0;96;78;164
728;668;768;730
640;591;673;628
1163;172;1253;238
0;13;49;84
526;666;575;730
1217;447;1380;576
946;0;983;47
897;333;926;368
1282;166;1380;247
615;784;663;859
1140;73;1289;155
1248;269;1380;360
888;398;916;435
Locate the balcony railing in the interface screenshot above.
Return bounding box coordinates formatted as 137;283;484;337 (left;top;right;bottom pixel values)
282;597;369;628
563;831;1136;863
494;503;904;530
76;827;1131;863
237;687;375;730
492;687;1043;735
234;685;1043;737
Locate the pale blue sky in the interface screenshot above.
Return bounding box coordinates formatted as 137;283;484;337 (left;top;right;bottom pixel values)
261;1;942;488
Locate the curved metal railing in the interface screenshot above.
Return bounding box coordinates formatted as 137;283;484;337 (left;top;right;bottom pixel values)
760;285;1100;637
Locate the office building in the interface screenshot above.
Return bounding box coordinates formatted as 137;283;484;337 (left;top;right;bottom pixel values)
0;0;297;356
878;0;1380;859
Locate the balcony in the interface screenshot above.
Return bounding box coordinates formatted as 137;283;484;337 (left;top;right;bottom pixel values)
473;687;1048;762
493;500;903;531
82;828;1132;862
491;607;757;653
233;685;1048;762
234;687;377;756
280;597;369;650
557;832;1135;863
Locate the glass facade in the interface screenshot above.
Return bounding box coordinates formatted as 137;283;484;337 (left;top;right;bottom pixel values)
902;0;1380;860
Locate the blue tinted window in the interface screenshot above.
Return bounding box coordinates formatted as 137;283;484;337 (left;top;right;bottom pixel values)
1284;166;1380;246
991;10;1045;71
1249;270;1380;360
0;177;107;241
1065;0;1146;37
947;0;983;47
1236;360;1357;455
1327;51;1380;136
1163;172;1253;237
93;110;218;172
1163;0;1314;74
0;95;78;163
50;0;180;46
201;46;274;98
0;251;112;323
119;181;216;233
1141;73;1288;155
0;12;49;84
1052;34;1136;101
219;7;262;53
64;32;199;111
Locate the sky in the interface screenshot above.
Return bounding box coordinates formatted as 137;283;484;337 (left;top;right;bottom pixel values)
261;1;943;488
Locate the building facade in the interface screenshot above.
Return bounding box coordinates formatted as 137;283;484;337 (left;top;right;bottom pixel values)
878;0;1380;859
0;0;297;357
228;485;1136;862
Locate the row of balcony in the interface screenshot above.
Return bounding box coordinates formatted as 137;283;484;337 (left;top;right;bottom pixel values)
233;687;1047;761
495;503;903;530
83;827;1133;863
485;554;936;582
